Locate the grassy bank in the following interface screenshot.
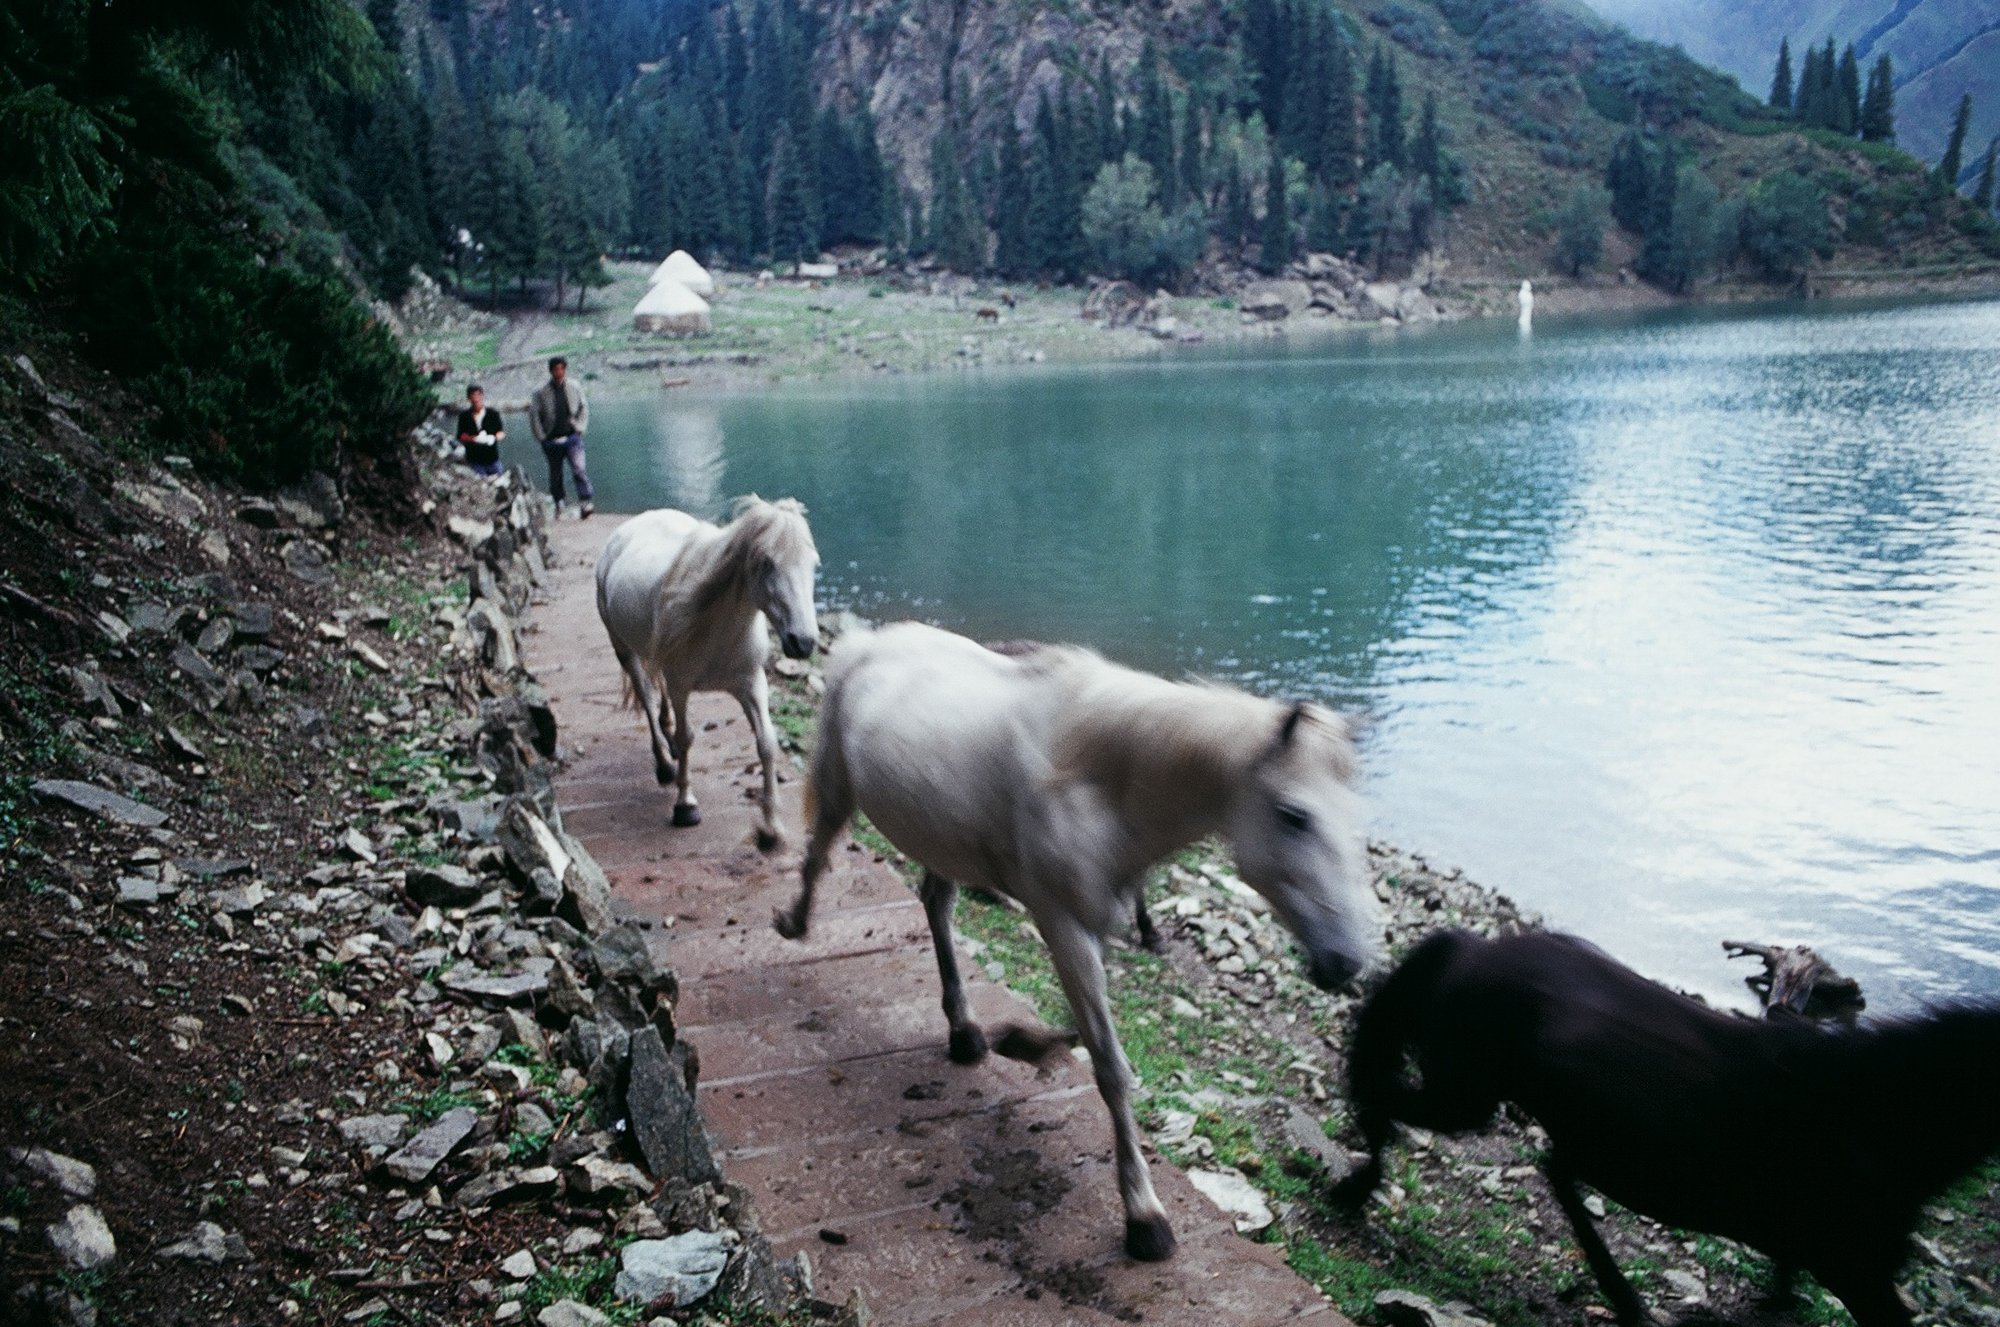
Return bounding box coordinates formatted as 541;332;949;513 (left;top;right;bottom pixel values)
416;262;1272;406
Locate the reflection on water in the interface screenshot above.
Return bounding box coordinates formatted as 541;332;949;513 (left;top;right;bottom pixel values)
515;296;2000;1011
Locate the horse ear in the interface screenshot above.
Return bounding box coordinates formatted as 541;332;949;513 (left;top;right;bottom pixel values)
1279;700;1309;746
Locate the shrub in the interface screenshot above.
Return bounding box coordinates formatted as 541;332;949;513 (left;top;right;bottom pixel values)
1736;171;1831;282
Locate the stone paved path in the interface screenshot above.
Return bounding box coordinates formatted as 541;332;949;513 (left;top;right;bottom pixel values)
524;514;1347;1326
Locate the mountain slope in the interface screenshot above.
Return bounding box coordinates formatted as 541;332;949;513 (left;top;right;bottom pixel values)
1579;0;1999;170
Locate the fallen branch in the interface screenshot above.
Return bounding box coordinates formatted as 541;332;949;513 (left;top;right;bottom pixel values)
1723;939;1865;1022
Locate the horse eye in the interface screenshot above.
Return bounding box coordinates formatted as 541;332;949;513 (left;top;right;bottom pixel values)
1275;801;1312;833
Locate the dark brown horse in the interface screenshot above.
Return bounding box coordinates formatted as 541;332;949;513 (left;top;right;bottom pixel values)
1336;929;2000;1327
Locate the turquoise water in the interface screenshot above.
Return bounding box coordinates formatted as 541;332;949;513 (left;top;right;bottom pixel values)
507;297;2000;1011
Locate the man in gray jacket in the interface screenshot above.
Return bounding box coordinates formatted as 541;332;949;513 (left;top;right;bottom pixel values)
528;356;593;517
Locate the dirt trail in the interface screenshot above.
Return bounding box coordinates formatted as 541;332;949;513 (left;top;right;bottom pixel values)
523;514;1348;1326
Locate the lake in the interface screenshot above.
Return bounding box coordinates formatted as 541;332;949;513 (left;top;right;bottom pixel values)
507;296;2000;1012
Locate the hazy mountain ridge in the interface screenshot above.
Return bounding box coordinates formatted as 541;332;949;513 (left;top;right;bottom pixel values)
1579;0;1999;171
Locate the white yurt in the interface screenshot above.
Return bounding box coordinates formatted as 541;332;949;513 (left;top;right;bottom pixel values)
632;279;711;335
648;249;715;297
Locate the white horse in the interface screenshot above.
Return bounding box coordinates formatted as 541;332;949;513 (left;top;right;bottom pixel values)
594;496;819;848
775;623;1380;1261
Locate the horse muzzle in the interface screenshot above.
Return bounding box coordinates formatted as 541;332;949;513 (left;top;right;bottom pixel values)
780;631;817;661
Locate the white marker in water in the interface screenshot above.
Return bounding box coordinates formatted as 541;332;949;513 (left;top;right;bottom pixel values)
1517;279;1534;330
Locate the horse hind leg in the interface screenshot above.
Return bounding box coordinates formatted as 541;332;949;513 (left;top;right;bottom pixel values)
615;644;676;784
773;739;854;939
668;687;700;827
917;871;988;1064
1134;891;1162;952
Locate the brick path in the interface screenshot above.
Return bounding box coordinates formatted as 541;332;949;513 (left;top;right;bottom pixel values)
524;514;1347;1326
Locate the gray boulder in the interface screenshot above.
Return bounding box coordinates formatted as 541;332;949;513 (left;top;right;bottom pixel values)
405;864;486;908
613;1229;737;1308
625;1027;717;1184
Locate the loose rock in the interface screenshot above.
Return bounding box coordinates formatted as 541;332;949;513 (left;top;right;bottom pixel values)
613;1228;738;1308
382;1107;477;1184
31;779;167;829
47;1204;117;1271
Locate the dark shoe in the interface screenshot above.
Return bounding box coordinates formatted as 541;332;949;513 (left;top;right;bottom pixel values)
580;501;594;519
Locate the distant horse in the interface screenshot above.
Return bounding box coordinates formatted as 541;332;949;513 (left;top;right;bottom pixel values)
1337;929;2000;1327
775;623;1381;1261
594;497;819;848
974;306;1001;322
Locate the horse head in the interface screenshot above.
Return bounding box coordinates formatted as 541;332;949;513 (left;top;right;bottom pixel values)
737;496;820;660
1225;701;1381;991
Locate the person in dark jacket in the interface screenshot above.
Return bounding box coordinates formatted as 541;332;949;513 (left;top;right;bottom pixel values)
456;384;505;476
528;356;593;517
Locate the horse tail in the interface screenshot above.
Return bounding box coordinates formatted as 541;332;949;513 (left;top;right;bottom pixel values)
1335;928;1474;1206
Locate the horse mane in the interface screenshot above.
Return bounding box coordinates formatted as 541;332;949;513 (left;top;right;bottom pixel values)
1050;660;1357;791
649;495;815;658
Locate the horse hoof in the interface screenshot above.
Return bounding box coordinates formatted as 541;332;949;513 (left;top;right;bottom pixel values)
1124;1214;1176;1262
754;825;782;852
949;1024;989;1065
672;803;702;827
1330;1165;1381;1213
772;906;807;940
654;761;676;786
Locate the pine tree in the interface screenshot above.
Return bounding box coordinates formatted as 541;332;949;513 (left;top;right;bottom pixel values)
1320;32;1358;193
1817;38;1840;128
723;3;750;130
1179;94;1205;209
1243;0;1284;130
1836;45;1861;136
1096;54;1122;164
1793;44;1821;126
1222;164;1252;257
767;127;818;265
1637;146;1678;285
1411;91;1441;189
1304;180;1341;253
1259;151;1292;273
1860;55;1896;143
368;0;402;54
1972;139;1997;212
1938;94;1973;189
994;126;1032;274
1605;129;1651;233
1028;91;1083;278
927;128;986;271
1136;46;1176;209
1365;45;1404;172
1769;38;1793;111
848;106;890;245
486;126;543;299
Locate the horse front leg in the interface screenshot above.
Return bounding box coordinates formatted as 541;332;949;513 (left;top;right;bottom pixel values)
1039;912;1174;1262
918;870;988;1064
733;670;784;851
667;686;700;827
1547;1156;1652;1326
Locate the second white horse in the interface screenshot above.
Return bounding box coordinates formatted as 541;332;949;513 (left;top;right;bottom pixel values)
594;496;819;847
